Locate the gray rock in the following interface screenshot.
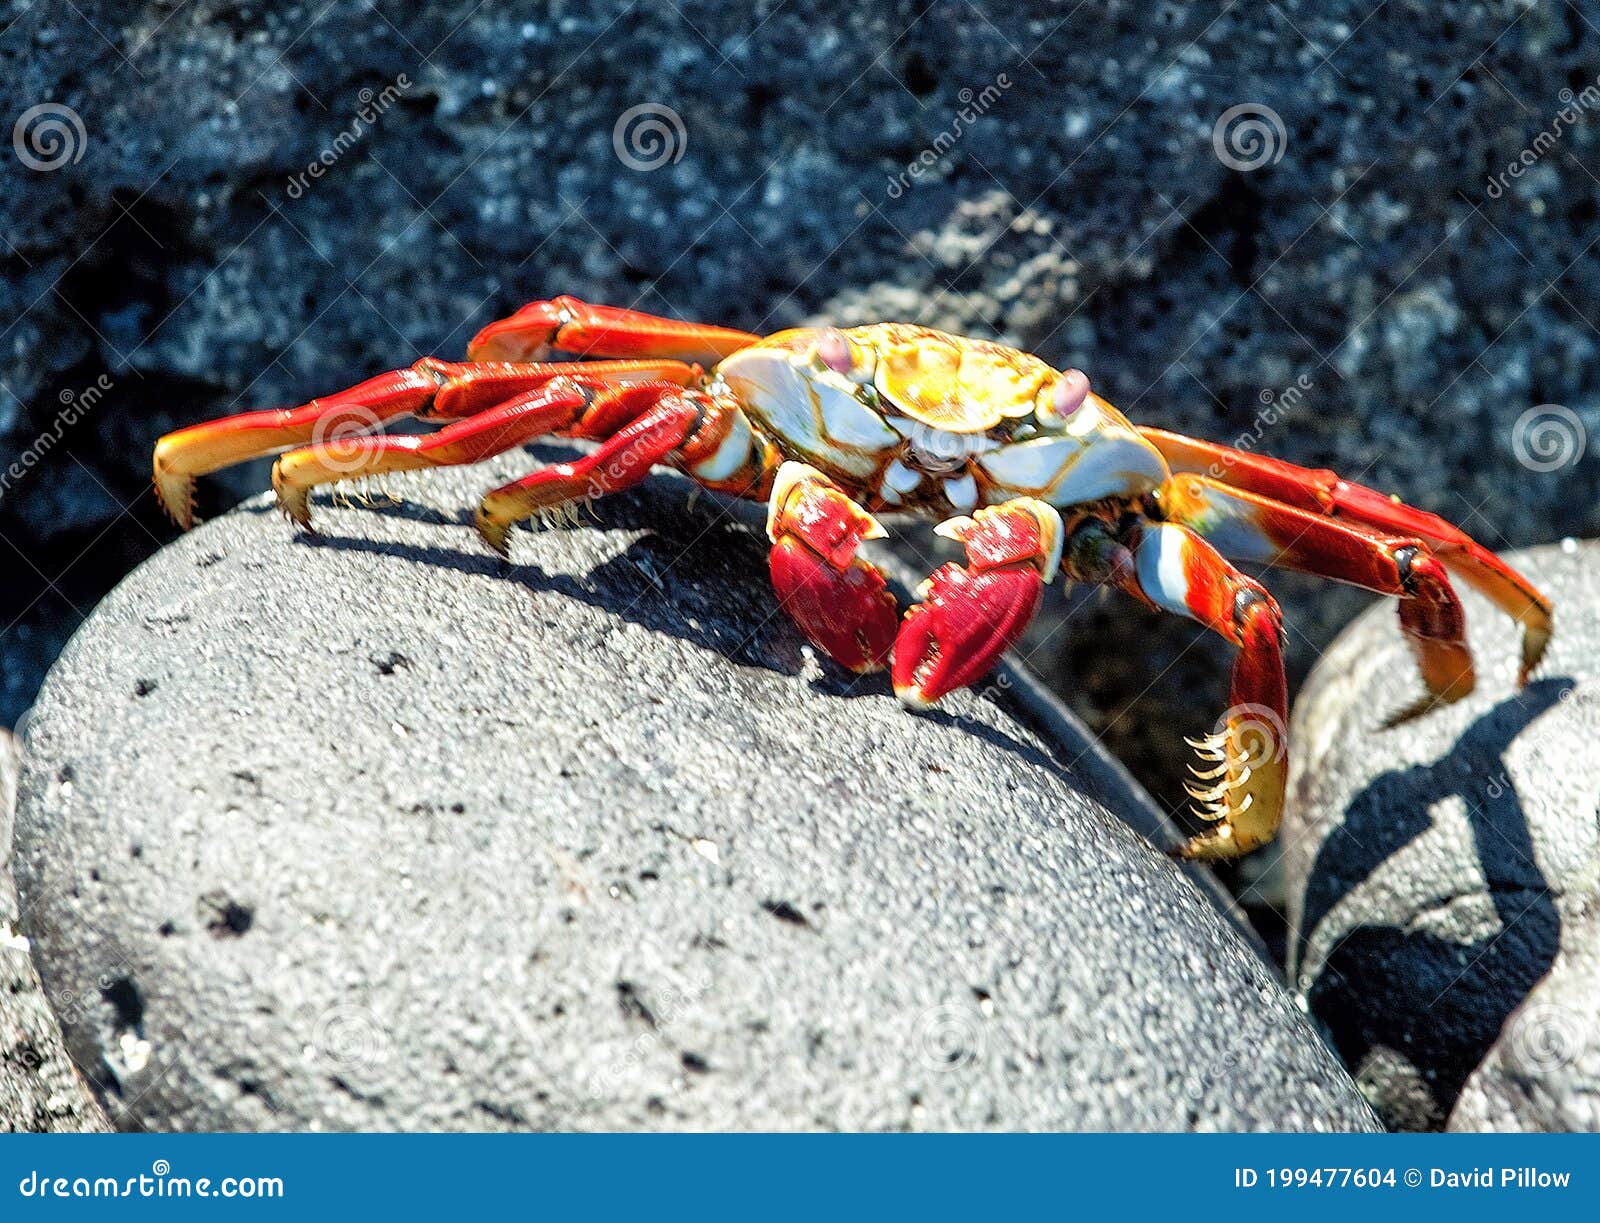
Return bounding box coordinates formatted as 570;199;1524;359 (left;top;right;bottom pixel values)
13;456;1375;1131
1;728;111;1132
1449;890;1600;1132
1284;541;1600;1131
6;1;1600;815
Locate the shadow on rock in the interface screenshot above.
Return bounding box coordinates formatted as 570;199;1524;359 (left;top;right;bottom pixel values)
1295;678;1570;1120
299;519;818;682
289;484;1177;838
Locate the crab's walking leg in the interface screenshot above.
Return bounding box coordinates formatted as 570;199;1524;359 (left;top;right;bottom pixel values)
1140;427;1551;681
152;358;695;528
764;463;899;673
270;378;688;529
1077;518;1287;860
892;499;1064;708
469;296;759;365
1156;473;1476;708
475;391;753;558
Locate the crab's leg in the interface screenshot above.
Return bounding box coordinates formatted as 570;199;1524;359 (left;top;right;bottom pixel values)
474;392;729;558
1071;517;1288;861
270;378;692;530
152;357;695;529
892;499;1065;707
468;296;760;365
1156;473;1477;708
1139;427;1551;680
765;462;900;674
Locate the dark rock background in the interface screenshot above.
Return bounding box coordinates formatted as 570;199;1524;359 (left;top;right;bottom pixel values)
3;2;1600;889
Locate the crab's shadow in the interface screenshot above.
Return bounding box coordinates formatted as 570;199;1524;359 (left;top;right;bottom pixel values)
291;472;1172;818
1293;677;1571;1123
296;484;839;683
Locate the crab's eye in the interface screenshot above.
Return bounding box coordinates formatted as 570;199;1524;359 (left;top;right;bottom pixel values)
818;329;853;375
1052;369;1091;417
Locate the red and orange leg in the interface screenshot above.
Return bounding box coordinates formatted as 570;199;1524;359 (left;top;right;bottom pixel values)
266;378;694;534
154;295;758;530
473;390;727;557
153;356;695;529
1155;473;1478;709
1066;517;1288;860
467;295;760;365
1140;427;1551;682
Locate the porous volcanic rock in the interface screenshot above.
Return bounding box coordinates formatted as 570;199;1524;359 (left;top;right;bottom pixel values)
1448;888;1600;1132
1;728;111;1132
13;457;1375;1131
1284;540;1600;1130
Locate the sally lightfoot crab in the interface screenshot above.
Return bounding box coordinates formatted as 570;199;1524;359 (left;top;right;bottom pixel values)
152;297;1552;859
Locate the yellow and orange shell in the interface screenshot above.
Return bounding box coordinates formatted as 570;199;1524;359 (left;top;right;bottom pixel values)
749;324;1060;434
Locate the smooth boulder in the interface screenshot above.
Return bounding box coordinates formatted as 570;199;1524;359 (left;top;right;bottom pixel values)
1284;540;1600;1131
1;729;110;1132
14;456;1376;1131
1449;890;1600;1132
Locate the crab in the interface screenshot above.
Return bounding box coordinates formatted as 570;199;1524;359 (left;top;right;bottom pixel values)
152;297;1552;859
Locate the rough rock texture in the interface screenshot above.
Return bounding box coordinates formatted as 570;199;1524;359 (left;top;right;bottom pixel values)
1449;890;1600;1131
12;458;1375;1132
5;2;1600;816
1284;541;1600;1131
1;729;111;1132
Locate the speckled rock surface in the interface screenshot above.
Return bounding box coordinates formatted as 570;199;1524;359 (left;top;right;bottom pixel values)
1449;890;1600;1132
1284;541;1600;1131
6;2;1600;818
1;729;111;1132
13;458;1375;1132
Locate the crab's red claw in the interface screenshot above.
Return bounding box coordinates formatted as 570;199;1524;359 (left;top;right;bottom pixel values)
766;462;899;673
892;499;1063;709
770;537;898;672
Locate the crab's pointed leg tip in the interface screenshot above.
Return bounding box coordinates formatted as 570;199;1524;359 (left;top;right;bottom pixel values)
1519;624;1552;688
1380;693;1444;730
154;473;197;531
269;466;314;534
272;486;313;532
474;507;513;561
